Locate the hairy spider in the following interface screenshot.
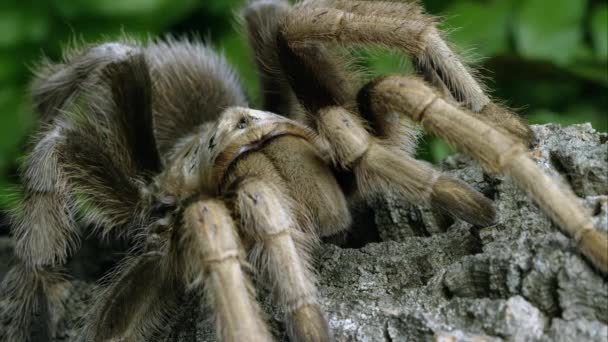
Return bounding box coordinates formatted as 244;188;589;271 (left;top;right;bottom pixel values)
1;0;606;341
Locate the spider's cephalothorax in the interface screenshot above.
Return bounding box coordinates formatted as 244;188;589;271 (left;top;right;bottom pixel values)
2;1;606;341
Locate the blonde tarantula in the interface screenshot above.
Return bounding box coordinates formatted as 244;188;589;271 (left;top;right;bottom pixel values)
2;0;607;341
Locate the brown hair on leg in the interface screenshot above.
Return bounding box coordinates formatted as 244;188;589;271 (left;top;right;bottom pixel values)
80;255;178;342
241;0;295;115
363;75;608;273
284;1;533;142
0;263;66;342
182;199;273;342
235;179;330;342
30;40;138;122
316;106;495;227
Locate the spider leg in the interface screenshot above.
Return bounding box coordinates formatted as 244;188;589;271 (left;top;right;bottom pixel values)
50;52;161;232
144;39;248;157
79;213;184;341
241;0;294;115
182;199;273;342
31;41;138;122
315;105;495;226
101;52;161;172
82;198;276;342
359;75;608;273
280;0;532;142
0;119;89;341
235;178;329;342
79;252;178;341
0;263;65;342
274;16;495;226
1;48;161;341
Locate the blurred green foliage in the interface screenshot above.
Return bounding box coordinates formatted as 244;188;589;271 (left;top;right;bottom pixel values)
0;0;606;209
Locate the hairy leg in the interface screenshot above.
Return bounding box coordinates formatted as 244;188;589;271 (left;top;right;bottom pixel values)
183;199;273;342
31;41;138;121
4;137;76;341
235;178;329;342
1;114;145;342
360;75;608;273
274;5;421;154
2;48;161;341
0;264;66;342
315;105;495;226
79;254;178;341
18;46;160;257
275;16;495;226
101;52;161;172
241;0;294;115
144;39;248;158
281;0;532;142
15;51;159;257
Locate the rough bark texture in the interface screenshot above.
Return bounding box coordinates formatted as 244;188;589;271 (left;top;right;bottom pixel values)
1;124;607;341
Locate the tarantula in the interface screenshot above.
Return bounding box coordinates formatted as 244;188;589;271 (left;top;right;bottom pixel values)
1;0;606;341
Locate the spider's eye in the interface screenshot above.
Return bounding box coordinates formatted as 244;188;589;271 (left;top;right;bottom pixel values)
237;117;249;129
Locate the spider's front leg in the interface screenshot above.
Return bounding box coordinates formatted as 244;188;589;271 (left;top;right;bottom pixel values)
80;198;274;342
80;139;324;342
359;75;608;274
182;179;330;342
229;169;330;342
181;199;273;342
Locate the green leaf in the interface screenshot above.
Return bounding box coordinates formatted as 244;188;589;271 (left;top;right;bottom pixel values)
441;0;512;58
51;0;197;24
93;0;169;16
429;139;453;163
0;180;21;211
528;107;608;132
416;137;454;163
0;8;50;47
0;53;24;82
206;0;243;15
0;87;34;173
591;4;608;60
363;49;414;77
566;61;608;85
514;0;587;65
0;10;23;46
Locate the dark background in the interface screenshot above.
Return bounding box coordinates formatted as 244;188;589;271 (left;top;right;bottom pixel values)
0;0;606;211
